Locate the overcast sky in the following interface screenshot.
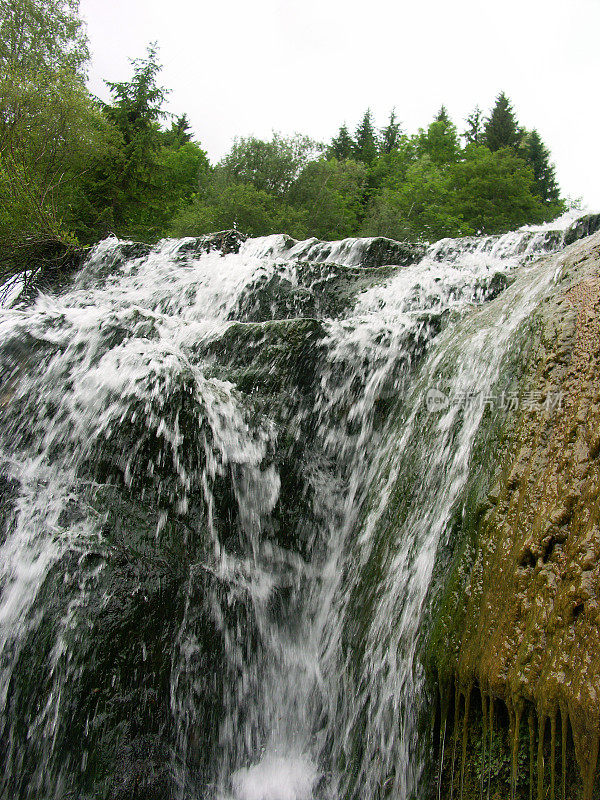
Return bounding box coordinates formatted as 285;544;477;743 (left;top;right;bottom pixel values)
80;0;600;209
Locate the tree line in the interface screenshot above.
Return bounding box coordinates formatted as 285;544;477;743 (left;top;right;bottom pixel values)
0;0;566;279
178;100;563;243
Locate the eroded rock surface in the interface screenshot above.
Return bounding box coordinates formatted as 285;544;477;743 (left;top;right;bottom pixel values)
431;231;600;799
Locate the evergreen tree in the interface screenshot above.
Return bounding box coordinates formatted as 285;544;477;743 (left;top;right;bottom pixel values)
435;105;451;124
104;46;166;169
416;108;460;165
327;123;354;160
164;113;193;147
99;44;169;236
463;106;484;145
484;92;521;151
525;129;561;203
380;108;402;154
105;44;167;149
353;109;378;164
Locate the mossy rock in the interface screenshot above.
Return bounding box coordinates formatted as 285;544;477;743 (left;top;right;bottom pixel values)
424;232;600;799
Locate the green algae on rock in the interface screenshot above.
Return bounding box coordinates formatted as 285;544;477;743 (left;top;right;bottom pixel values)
428;231;600;800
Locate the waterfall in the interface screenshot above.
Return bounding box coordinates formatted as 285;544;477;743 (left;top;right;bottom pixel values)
0;215;583;799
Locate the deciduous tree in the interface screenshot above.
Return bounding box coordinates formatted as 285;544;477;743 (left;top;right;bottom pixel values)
219;133;319;197
0;0;88;74
449;145;547;232
289;157;367;239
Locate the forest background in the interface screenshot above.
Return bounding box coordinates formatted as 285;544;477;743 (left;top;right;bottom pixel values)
0;0;569;278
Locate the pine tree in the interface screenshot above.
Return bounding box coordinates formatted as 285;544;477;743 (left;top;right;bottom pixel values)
484;92;521;151
353;109;378;164
105;44;167;147
101;44;169;234
380;108;402;154
463;106;484;145
327;123;354;160
164;113;193;147
435;105;451;124
525;129;560;203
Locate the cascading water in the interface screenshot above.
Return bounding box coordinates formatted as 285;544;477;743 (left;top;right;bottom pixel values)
0;214;587;800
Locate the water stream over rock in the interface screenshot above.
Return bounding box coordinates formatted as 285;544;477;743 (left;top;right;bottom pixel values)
0;216;588;799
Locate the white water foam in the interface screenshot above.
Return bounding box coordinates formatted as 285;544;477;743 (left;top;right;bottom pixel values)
229;753;318;800
0;221;584;799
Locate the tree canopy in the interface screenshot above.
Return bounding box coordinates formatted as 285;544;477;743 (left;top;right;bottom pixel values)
0;0;88;74
218;133;319;197
525;129;560;203
353;109;379;164
484;92;522;151
0;1;567;277
0;0;103;269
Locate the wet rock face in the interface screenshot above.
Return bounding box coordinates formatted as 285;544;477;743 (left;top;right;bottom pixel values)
2;231;249;308
352;237;426;268
174;229;248;258
1;229;423;799
229;262;399;323
564;214;600;247
5;547;183;800
429;232;600;800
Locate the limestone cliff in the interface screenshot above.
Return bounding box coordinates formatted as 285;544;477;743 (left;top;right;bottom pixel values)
430;231;600;800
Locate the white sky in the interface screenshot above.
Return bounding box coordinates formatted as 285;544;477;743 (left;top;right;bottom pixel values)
80;0;600;209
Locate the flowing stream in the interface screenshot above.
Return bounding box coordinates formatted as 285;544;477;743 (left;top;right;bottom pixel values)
0;216;585;799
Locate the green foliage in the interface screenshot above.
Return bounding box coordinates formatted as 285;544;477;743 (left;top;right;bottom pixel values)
105;45;166;142
435;105;451;124
0;0;212;258
0;63;111;248
162;113;193;147
167;200;217;238
363;156;468;241
524;129;561;204
362;138;558;241
448;145;548;233
360;188;412;240
219;133;320;197
327;123;354;160
75;45;209;242
99;44;167;235
484;92;522;151
0;0;88;74
463;106;484;145
353;109;379;164
416;108;461;165
0;4;566;265
380;109;402;154
367;140;415;191
0;0;96;264
173;154;367;241
169;132;321;240
160;142;209;207
170;182;302;239
289;157;367;239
